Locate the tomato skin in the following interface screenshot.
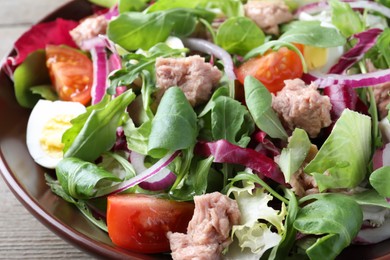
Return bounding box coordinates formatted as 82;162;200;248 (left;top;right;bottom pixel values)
46;45;93;105
107;194;195;254
235;45;303;93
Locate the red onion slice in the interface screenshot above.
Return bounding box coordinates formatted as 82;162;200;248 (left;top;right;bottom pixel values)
90;45;109;104
130;151;177;191
181;38;236;80
295;1;390;19
302;68;390;89
97;151;180;196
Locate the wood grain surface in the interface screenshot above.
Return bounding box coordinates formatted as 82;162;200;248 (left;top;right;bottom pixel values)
0;1;93;259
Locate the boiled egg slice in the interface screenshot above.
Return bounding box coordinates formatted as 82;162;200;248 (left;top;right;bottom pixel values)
26;100;86;169
303;45;344;73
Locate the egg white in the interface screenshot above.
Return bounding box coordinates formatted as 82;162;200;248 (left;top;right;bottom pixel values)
26;100;86;169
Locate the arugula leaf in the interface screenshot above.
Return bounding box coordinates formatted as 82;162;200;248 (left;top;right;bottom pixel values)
169;155;215;201
216;17;265;56
295;193;363;260
278;128;312;182
280;20;346;47
55;157;121;200
304;109;371;191
376;28;390;67
244;76;288;140
107;8;214;51
268;189;299;260
45;173;108;231
369;166;390;198
109;43;188;91
63;90;136;162
13;50;51;108
329;0;364;38
148;87;198;158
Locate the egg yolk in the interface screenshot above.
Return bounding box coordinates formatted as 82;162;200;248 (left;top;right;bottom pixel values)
39;114;75;159
303;45;328;70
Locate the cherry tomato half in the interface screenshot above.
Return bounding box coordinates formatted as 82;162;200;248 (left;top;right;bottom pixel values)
235;45;304;93
46;45;93;105
107;194;195;254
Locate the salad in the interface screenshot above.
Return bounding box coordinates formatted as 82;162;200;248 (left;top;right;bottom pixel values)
3;0;390;259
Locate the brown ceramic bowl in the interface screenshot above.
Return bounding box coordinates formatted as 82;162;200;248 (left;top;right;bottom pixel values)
0;0;389;259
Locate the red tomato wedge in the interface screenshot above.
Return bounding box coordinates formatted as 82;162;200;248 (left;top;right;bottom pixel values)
46;45;93;105
107;194;195;254
235;45;304;93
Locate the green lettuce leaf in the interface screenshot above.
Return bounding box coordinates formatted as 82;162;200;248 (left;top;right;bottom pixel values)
304;109;371;191
228;182;286;258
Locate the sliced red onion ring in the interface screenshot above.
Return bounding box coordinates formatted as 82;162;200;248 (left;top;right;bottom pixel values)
97;151;180;196
181;38;236;80
130;151;177;191
294;1;390;19
302;68;390;89
90;45;109;104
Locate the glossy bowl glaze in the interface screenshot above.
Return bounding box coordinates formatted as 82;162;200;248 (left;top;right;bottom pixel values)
0;1;389;259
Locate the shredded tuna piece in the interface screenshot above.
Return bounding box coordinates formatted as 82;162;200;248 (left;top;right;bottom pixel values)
168;192;240;260
70;15;108;48
244;0;293;35
272;78;332;138
155;55;222;107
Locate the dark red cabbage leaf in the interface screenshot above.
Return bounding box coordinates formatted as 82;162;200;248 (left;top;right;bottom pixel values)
329;28;383;74
194;139;285;185
3;18;79;77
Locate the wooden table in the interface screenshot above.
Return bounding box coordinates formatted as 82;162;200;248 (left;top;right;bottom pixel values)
0;1;93;258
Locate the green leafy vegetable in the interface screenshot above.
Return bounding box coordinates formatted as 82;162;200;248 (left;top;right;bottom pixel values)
304;109;371;191
228;182;286;259
350;189;390;209
13;50;51;108
109;43;188;91
201;94;254;147
63;90;136;162
295;193;363;260
269;188;299;260
280;20;346;47
148;87;198;157
169;155;215;201
369;166;390;198
244;76;288;140
45;173;108;231
118;0;148;12
55;157;121;200
330;0;364;38
278;128;312;182
216;17;265;56
376;28;390;67
30;85;57;101
107;8;214;51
